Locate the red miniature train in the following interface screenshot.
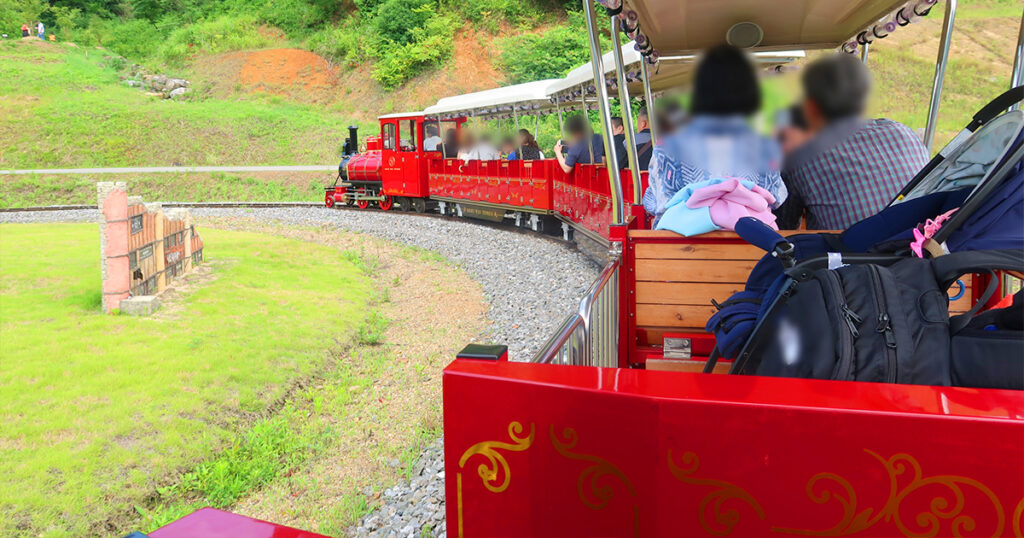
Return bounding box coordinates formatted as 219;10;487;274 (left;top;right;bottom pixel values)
325;113;648;242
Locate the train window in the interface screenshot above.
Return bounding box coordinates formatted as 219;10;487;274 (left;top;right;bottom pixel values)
423;120;457;152
383;123;395;150
399;119;417;152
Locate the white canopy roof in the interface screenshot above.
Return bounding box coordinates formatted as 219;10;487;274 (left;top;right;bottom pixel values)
421;79;560;119
622;0;927;56
547;42;803;102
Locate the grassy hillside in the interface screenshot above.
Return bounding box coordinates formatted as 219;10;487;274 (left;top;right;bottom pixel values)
0;0;1019;209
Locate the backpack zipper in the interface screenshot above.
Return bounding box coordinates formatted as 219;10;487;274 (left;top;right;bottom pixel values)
823;271;857;380
841;304;862;337
868;266;898;383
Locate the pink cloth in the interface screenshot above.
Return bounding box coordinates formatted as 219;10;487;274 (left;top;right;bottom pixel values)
910;208;958;258
684;178;779;230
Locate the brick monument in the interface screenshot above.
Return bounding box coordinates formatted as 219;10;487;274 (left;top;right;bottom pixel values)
98;182;204;314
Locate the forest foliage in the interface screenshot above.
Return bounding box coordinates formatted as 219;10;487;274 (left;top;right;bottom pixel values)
2;0;584;89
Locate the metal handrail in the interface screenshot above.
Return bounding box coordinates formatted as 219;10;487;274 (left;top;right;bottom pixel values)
532;260;620;366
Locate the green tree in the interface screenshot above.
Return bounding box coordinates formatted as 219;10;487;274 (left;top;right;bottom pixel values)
498;11;601;84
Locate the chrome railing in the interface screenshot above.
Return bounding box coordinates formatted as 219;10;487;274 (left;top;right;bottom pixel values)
532;260;620;367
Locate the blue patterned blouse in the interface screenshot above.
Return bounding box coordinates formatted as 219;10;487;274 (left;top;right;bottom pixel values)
643;115;786;221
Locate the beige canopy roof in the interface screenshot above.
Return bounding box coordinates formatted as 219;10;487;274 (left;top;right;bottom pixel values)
623;0;920;55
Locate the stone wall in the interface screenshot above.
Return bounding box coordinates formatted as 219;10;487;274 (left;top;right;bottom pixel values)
98;182;204;313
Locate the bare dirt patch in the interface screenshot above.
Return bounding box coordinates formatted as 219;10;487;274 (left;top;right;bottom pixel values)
194;217;488;535
191;48;340;104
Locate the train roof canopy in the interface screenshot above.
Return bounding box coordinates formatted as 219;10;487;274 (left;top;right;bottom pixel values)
422;79;560;119
546;42;803;103
623;0;918;55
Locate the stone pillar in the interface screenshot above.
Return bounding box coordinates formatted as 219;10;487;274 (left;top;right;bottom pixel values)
98;182;130;313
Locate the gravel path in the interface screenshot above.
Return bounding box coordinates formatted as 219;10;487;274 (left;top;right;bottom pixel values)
2;206;601;537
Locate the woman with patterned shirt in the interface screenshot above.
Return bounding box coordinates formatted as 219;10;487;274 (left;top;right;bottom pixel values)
643;45;785;225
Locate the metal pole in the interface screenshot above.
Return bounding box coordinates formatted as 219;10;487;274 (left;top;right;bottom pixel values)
1012;9;1024;111
582;0;624;224
556;99;564;136
640;58;658;144
860;42;869;64
923;0;957;151
610;20;641;205
580;84;594;164
513;103;521;157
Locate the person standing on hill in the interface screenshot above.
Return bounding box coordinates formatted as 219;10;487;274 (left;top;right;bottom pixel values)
21;23;29;37
36;21;44;39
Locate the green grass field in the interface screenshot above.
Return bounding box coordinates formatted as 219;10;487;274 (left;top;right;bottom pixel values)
0;40;353;170
0;223;372;537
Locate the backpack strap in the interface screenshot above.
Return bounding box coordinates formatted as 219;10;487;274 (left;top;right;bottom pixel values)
931;250;1024;333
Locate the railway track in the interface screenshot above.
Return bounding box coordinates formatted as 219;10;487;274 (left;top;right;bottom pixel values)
1;200;611;263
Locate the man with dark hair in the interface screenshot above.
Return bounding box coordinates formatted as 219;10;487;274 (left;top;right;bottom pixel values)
612;109;655;171
423;123;442;151
778;53;929;229
554;115;604;173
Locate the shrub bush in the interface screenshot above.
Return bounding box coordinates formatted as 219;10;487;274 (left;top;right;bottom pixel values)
156;15;274;65
498;11;598;84
371;12;455;89
372;0;433;45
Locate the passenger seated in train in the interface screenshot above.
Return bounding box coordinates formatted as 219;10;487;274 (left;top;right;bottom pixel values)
516;129;544;160
423;123;442;151
611;109;654;172
776;53;929;230
643;44;785;226
442;128;459;158
501;137;517;160
461;131;501;162
554;115;604;173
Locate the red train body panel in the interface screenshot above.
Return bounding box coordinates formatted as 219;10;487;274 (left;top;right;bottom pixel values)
443;357;1024;537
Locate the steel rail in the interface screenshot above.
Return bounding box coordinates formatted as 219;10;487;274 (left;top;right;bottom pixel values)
531;259;620;366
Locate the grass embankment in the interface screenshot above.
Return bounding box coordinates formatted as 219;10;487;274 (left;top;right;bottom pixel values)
0;223;372;536
0;40;346;170
1;171;332;208
0;221;488;537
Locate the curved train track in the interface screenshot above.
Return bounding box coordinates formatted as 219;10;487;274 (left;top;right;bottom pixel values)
0;200;611;262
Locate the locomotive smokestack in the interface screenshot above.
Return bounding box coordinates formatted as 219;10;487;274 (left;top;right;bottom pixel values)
348;125;359;155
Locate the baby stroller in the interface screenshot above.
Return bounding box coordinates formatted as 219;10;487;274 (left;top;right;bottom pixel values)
704;86;1024;386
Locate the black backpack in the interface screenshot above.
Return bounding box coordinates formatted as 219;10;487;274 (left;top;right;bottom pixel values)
730;249;1024;387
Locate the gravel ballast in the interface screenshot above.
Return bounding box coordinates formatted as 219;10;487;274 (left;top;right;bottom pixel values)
2;206;602;537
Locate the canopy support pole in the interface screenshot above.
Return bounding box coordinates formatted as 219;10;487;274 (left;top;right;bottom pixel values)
610;17;641;205
556;99;564;136
582;0;624;225
923;0;957;151
580;84;594;164
860;42;869;64
513;104;521;157
1012;9;1024;111
640;57;658;145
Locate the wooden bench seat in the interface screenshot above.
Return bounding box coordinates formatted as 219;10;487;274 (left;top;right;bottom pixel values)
625;229;974;369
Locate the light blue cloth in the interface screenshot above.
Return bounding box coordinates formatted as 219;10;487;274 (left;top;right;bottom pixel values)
644;115;785;224
654;178;762;237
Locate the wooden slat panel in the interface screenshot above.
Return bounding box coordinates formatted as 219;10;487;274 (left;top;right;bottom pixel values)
628;229;837;240
635;242;764;261
636;259;756;283
636;281;740;305
646;358;730;374
636;304;717;328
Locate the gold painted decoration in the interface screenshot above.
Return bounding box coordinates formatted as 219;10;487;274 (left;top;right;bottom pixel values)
667;449;766;536
458;421;535;493
456;421;535;538
550;426;636;510
772;450;1007;537
1013;497;1024;538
